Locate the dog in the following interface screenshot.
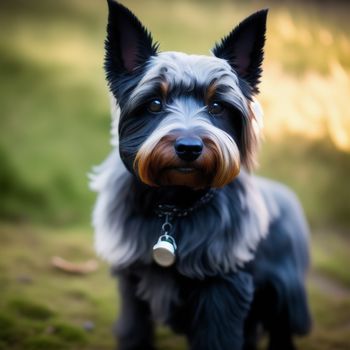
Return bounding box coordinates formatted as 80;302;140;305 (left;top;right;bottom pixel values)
90;1;312;349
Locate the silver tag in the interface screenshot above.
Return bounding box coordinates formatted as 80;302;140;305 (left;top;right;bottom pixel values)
153;215;177;267
153;235;177;267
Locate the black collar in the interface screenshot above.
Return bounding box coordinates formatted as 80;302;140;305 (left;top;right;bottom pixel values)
154;189;217;218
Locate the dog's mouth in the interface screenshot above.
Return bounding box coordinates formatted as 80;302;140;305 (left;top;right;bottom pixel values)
159;166;207;188
170;167;197;174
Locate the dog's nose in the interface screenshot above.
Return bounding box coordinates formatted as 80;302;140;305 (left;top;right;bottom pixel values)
174;137;203;161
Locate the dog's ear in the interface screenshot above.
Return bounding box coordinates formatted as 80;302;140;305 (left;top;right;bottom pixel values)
105;0;158;76
212;9;268;93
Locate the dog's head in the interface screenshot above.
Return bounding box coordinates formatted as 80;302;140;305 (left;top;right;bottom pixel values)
105;0;267;190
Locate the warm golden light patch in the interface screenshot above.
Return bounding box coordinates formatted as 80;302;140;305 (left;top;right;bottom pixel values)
261;62;350;152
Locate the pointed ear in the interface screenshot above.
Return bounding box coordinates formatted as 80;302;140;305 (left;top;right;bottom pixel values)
105;0;158;77
212;9;268;93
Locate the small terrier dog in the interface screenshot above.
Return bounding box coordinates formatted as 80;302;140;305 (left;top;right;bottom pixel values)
91;1;312;349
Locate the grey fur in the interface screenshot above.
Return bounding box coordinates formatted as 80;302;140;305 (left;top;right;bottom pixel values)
91;150;270;278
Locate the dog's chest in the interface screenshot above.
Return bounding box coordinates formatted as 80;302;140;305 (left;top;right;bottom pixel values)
134;267;181;323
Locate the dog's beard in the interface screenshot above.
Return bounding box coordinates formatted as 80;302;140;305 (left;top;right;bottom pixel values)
134;128;240;189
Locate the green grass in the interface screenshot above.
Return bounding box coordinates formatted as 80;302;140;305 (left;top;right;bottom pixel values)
0;224;350;349
312;231;350;288
0;224;116;350
257;137;350;228
10;299;55;320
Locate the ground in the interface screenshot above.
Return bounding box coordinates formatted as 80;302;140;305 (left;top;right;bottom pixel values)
0;224;349;350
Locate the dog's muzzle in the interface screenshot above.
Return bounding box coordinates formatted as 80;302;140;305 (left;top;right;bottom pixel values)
134;129;240;189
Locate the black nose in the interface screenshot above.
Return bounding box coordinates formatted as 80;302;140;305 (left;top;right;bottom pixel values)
174;137;203;161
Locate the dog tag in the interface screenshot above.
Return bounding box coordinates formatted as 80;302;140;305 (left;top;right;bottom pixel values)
153;235;177;267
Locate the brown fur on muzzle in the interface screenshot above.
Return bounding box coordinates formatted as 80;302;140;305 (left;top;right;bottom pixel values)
134;131;241;189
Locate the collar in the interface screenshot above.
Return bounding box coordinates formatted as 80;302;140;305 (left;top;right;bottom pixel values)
154;189;217;218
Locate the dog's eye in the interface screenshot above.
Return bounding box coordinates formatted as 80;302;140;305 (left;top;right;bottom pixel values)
148;99;163;113
208;102;224;115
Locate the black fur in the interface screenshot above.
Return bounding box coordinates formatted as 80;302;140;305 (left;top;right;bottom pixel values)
105;0;158;74
213;9;268;94
92;2;312;350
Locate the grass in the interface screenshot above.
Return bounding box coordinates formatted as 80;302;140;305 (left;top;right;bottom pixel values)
0;224;116;350
257;137;350;228
0;223;350;349
312;231;350;288
10;299;55;320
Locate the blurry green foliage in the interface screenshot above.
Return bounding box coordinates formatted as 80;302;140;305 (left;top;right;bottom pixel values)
0;147;48;221
258;137;350;228
0;314;23;346
0;0;349;230
10;299;55;320
23;336;66;350
48;322;87;344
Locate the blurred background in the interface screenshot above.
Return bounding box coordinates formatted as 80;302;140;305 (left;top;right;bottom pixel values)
0;0;349;349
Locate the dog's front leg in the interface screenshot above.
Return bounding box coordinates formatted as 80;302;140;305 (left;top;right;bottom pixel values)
186;271;254;350
113;272;155;350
